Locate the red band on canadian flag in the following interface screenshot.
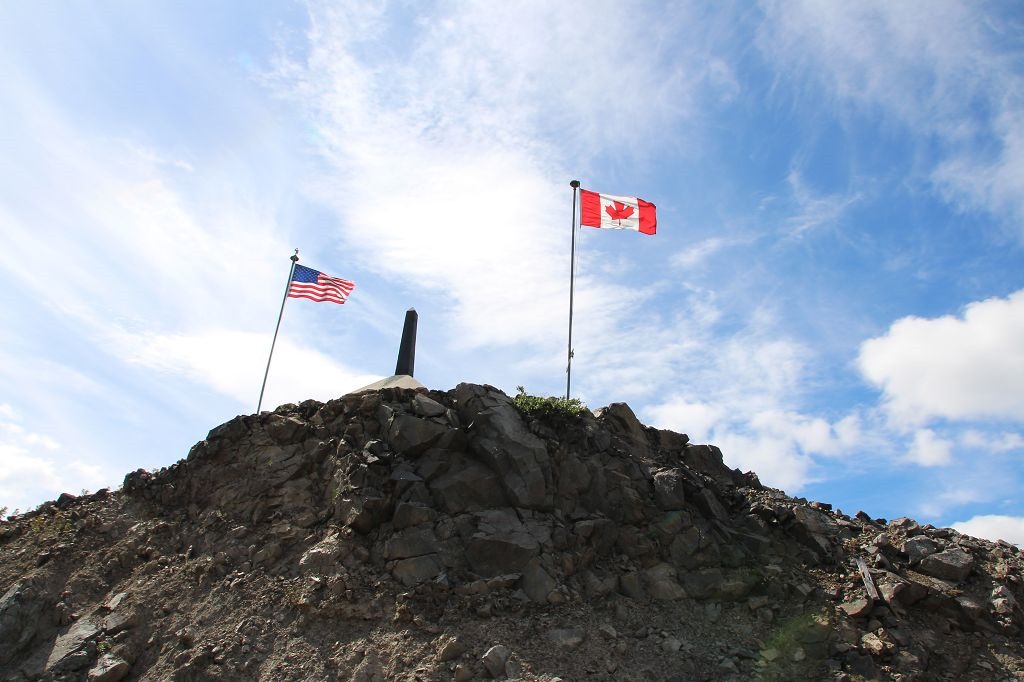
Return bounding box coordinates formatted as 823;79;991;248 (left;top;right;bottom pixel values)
580;189;656;235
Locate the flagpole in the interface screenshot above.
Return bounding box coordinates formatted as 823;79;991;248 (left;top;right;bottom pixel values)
257;249;299;414
567;180;580;399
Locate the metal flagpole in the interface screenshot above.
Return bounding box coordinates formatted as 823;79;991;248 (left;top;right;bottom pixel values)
567;180;580;399
257;249;299;413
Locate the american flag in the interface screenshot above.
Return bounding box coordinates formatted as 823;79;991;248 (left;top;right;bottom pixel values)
287;264;355;304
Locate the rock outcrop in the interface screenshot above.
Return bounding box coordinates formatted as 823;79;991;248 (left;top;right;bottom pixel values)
0;383;1022;681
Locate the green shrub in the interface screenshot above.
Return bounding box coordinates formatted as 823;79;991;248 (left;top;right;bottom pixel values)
512;386;588;418
27;510;73;541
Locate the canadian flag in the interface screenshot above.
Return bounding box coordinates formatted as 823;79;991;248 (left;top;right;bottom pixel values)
580;189;656;235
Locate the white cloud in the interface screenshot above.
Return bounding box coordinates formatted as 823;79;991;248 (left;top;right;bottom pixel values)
274;0;725;378
953;515;1024;546
758;0;1024;232
646;399;725;443
906;429;953;467
0;409;107;513
111;329;380;411
858;290;1024;426
713;432;814;492
638;314;872;492
960;430;1024;453
672;237;738;268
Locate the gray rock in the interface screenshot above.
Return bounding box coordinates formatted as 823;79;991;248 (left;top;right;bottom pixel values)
919;547;974;583
87;654;130;682
652;469;686;510
902;536;938;564
546;628;586;648
693;488;730;524
521;559;556;602
262;414;308;443
878;574;928;608
46;618;101;674
466;529;539;577
0;582;43;664
384;527;440;560
839;597;874;618
619;571;646;600
437;637;466;662
391;554;445;586
679;568;723;600
391;502;437;529
662;636;682;652
412;394;447;418
102;592;128;612
102;608;136;636
791;506;837;559
643;563;687;600
430;463;508;514
388;414;450;457
992;585;1017;615
299;532;344;571
481;644;511;678
595;403;649;447
682;444;739;487
468;403;552;509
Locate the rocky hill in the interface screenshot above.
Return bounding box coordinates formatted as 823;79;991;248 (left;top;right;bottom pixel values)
1;383;1022;681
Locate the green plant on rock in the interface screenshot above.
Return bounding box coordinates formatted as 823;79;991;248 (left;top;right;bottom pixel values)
512;386;588;418
27;510;74;541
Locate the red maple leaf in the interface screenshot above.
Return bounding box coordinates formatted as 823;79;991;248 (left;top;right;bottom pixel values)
605;201;634;221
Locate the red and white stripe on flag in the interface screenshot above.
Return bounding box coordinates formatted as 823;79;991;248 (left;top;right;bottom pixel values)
580;189;656;235
288;264;355;305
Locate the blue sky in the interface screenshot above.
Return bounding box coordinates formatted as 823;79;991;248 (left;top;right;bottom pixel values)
2;1;1023;544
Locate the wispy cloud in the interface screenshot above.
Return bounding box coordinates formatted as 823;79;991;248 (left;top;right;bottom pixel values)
672;237;746;268
783;169;860;238
270;1;732;398
758;0;1024;233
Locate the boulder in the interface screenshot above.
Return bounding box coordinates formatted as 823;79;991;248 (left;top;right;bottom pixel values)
0;582;44;664
391;554;445;586
595;403;649;447
790;506;838;560
412;394;447;418
652;469;686;510
87;654;130;682
546;628;586;648
643;563;687;600
45;618;101;675
919;548;974;584
468;404;552;509
481;644;511;678
384;527;440;560
430;463;508;514
682;444;739;487
465;512;540;577
902;536;938;564
392;502;437;529
521;559;556;602
388;414;450;457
